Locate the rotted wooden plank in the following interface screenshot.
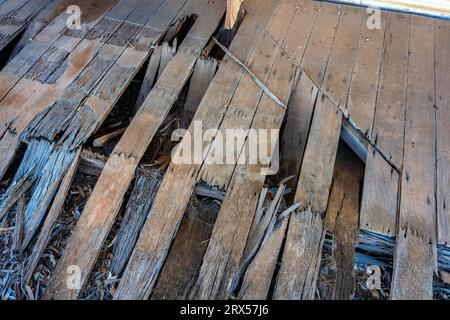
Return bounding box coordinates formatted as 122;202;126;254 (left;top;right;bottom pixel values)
435;19;450;246
274;92;342;300
46;0;225;300
346;9;386;136
238;73;319;301
113;0;278;300
0;0;51;52
300;1;341;85
277;0;319;193
391;15;436;300
321;4;364;107
0;10;68;101
360;12;410;236
0;0;166;280
272;4;363;299
0;0;147;179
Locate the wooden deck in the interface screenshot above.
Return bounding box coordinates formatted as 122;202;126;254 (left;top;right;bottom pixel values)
0;0;449;300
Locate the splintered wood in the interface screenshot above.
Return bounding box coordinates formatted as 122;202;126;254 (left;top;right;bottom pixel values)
0;0;448;301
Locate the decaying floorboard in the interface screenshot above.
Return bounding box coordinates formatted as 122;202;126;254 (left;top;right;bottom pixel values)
184;57;218;113
237;183;298;300
321;4;363;107
324;144;364;300
277;0;319;193
299;1;341;85
0;29;106;178
435;19;450;246
46;0;226;300
238;74;319;301
346;10;386;136
135;44;161;110
391;15;436;300
271;3;365;299
190;2;303;299
0;10;67;102
151;198;219;300
114;0;278;300
274;93;341;300
360;12;410;236
110;169;162;276
0;0;52;52
0;0;147;179
199;0;298;190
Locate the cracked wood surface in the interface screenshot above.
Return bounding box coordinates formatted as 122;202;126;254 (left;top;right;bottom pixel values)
113;0;278;300
46;0;225;300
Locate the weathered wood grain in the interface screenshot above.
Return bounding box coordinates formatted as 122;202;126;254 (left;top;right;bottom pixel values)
199;0;298;189
324;144;364;300
360;12;410;236
391;15;436;300
110;169;162;276
435;19;450;245
46;0;224;300
346;10;386;136
321;4;364;107
274;94;342;300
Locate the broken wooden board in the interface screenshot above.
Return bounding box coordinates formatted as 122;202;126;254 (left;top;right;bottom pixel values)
0;0;146;178
238;74;319;301
199;0;299;190
391;15;436;300
0;0;160;248
0;0;52;51
191;0;336;299
274;94;342;300
360;12;410;236
113;0;279;300
184;57;217;113
46;0;226;300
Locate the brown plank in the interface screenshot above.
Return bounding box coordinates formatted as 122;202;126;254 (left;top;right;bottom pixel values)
346;9;387;136
199;0;298;189
321;4;364;107
274;93;342;300
46;0;225;300
113;0;279;300
300;1;341;85
391;15;436;300
360;12;410;236
435;19;450;245
324;144;364;300
190;0;302;298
